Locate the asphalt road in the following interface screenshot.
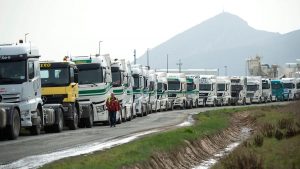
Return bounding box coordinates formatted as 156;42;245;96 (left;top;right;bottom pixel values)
0;102;287;165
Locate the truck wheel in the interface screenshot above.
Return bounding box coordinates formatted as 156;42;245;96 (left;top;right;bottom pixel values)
85;106;93;128
53;108;64;132
6;108;20;140
243;98;246;105
165;101;168;111
69;107;79;130
30;108;41;135
128;108;133;121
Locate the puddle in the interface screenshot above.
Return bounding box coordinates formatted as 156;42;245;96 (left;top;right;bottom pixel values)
192;127;251;169
177;115;194;127
0;130;159;169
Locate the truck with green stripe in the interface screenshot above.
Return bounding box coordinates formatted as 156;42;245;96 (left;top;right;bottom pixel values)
185;74;200;108
111;58;134;121
132;64;149;116
167;73;187;109
72;55;122;124
156;72;172;111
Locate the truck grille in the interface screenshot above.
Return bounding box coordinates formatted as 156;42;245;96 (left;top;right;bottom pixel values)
42;94;68;104
168;93;176;98
0;94;21;103
199;93;208;97
246;93;254;98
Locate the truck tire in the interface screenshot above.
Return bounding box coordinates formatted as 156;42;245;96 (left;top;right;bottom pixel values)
53;108;64;132
30;108;41;135
85;106;93;128
69;107;79;130
6;108;20;140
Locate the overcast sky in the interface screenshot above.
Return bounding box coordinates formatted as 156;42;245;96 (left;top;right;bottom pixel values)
0;0;300;62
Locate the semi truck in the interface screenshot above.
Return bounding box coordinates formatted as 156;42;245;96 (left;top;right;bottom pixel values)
246;76;263;104
0;42;65;139
72;55;122;125
216;76;232;106
271;80;284;101
155;72;171;111
198;75;218;106
148;70;159;112
111;58;134;121
230;76;248;105
131;64;148;116
167;73;187;109
40;61;93;130
281;78;300;100
186;74;199;108
262;78;273;102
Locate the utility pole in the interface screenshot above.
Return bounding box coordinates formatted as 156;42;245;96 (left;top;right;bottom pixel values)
167;54;169;73
176;59;183;73
24;33;29;43
134;49;136;64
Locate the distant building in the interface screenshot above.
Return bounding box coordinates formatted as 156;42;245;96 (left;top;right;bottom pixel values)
246;55;279;78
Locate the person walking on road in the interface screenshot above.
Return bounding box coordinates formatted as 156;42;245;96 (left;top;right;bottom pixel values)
106;93;120;127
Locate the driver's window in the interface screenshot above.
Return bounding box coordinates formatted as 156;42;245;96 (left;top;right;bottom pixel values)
28;62;34;80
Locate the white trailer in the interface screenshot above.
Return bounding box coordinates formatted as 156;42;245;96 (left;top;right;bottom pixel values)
155;72;172;111
262;78;273;102
246;76;263;104
167;73;187;109
147;70;159;112
216;76;232;106
111;59;134;121
230;76;249;105
281;78;300;100
0;42;64;139
186;74;200;108
72;55;122;124
198;75;218;106
132;64;148;116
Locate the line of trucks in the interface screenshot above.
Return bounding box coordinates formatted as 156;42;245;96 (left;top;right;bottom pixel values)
1;42;300;140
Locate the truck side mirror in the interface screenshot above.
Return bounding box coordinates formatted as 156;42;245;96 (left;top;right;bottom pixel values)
74;68;79;83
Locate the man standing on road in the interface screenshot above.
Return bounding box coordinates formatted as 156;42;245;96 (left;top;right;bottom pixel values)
106;93;120;127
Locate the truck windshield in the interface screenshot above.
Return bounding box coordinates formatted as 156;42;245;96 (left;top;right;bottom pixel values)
262;81;270;89
217;84;226;91
41;68;69;87
187;82;194;91
112;70;122;87
247;85;259;91
168;80;180;90
78;68;103;84
199;84;211;91
133;75;139;88
157;82;163;92
232;85;243;91
0;60;26;84
271;83;282;89
283;83;295;89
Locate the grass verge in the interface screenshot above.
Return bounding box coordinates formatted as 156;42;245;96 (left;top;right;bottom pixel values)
213;101;300;169
42;107;250;169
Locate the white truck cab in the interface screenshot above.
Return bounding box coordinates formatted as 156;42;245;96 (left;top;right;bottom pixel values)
148;70;159;112
186;74;200;108
110;58;134;121
216;76;232;106
281;78;300;100
0;42;64;139
262;78;273;102
246;76;263;104
72;55;122;124
230;76;249;105
155;72;171;111
199;75;218;106
131;64;148;116
167;73;187;109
